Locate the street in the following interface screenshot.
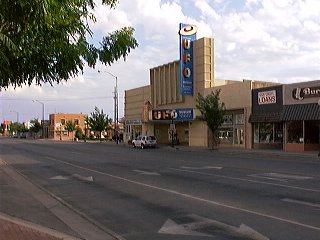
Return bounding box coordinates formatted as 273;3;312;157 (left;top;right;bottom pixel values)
0;138;319;240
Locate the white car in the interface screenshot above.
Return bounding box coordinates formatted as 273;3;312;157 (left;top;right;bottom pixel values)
132;135;157;149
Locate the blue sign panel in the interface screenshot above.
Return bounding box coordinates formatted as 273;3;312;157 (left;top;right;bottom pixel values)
176;108;194;121
179;23;197;95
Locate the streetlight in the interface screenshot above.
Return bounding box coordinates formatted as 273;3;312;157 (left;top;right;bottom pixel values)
10;110;19;123
33;100;45;138
98;70;119;144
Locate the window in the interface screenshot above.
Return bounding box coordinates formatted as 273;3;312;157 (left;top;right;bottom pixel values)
259;123;273;143
287;121;303;143
305;121;319;144
74;119;79;125
61;119;66;125
254;123;283;144
253;124;259;143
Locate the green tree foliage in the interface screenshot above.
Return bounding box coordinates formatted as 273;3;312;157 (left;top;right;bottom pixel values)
75;126;83;139
87;106;111;141
196;89;226;149
0;0;138;89
9;122;22;136
29;118;42;138
65;120;77;140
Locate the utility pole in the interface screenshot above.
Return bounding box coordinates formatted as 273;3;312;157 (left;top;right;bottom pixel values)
33;100;45;138
98;70;119;144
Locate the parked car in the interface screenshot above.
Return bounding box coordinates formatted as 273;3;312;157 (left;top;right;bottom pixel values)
132;135;157;149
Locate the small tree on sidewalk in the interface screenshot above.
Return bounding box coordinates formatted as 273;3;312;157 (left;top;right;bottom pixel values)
87;107;112;141
29;118;42;139
65;120;77;141
196;89;226;149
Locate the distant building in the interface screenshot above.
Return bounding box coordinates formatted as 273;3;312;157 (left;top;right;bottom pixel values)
49;113;87;141
1;121;12;136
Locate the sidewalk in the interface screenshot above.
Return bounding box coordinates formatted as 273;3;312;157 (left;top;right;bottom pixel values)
0;213;79;240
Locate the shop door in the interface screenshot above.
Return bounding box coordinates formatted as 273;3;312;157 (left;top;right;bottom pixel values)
234;128;244;145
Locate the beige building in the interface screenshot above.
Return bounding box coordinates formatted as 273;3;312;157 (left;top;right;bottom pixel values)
49;113;87;141
125;36;277;148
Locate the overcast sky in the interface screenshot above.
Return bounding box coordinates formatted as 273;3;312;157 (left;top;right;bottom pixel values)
1;0;320;123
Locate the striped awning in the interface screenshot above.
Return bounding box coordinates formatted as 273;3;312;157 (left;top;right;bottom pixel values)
249;112;282;123
280;103;320;121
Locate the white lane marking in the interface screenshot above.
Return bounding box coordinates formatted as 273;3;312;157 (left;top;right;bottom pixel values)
171;168;320;193
44;157;320;232
50;174;94;182
133;170;161;176
181;166;223;170
50;175;70;180
159;214;270;240
248;174;289;182
252;173;313;181
159;219;212;237
282;198;320;209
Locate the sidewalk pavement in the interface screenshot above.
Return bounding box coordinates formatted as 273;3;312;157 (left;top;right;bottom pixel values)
0;213;79;240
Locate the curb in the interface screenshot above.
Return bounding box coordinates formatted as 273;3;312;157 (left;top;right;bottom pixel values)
0;213;81;240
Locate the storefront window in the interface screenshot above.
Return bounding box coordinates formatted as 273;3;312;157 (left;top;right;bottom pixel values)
274;123;283;143
287;121;303;143
259;123;273;143
217;128;233;144
305;121;320;144
253;124;259;143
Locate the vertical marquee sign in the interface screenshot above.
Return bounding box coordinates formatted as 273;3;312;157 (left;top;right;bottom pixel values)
179;23;197;95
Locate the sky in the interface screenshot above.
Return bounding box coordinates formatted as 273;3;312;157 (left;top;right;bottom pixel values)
1;0;320;123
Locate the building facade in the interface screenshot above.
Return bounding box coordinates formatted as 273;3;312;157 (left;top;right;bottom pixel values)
250;81;320;152
251;85;284;150
49;113;87;141
282;80;320;151
124;34;278;148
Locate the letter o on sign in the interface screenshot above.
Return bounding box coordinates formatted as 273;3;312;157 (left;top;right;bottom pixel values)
183;68;191;78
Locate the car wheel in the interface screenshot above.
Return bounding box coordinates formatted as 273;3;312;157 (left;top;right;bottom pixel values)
133;143;136;148
141;144;144;149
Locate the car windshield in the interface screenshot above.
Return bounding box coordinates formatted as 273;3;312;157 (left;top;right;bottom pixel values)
146;136;156;140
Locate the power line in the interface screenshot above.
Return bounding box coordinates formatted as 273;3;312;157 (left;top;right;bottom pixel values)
0;96;117;101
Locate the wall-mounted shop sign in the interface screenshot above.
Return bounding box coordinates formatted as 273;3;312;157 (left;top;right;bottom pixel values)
284;80;320;105
258;90;276;105
292;86;320;100
179;23;197;95
152;108;194;121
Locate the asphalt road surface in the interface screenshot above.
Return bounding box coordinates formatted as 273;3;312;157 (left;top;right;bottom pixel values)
1;138;319;240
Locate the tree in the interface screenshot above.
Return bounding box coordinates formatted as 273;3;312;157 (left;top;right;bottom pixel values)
75;126;83;140
87;107;111;141
196;89;226;149
65;120;77;141
0;0;138;89
29;118;42;139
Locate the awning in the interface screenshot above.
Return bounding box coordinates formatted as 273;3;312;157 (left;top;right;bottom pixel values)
280;103;320;121
249;112;281;123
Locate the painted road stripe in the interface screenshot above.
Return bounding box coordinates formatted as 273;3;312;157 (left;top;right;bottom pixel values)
282;198;320;209
133;170;161;176
45;157;320;232
181;166;223;170
172;168;320;193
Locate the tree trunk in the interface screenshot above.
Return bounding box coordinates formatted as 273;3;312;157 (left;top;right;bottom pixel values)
210;129;218;150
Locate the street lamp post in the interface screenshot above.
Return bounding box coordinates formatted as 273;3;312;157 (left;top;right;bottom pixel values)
33;100;45;138
98;70;119;144
84;119;87;143
10;110;19;123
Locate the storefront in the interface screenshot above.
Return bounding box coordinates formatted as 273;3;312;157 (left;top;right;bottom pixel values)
150;108;194;145
250;85;283;149
281;80;320;152
124;23;278;148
